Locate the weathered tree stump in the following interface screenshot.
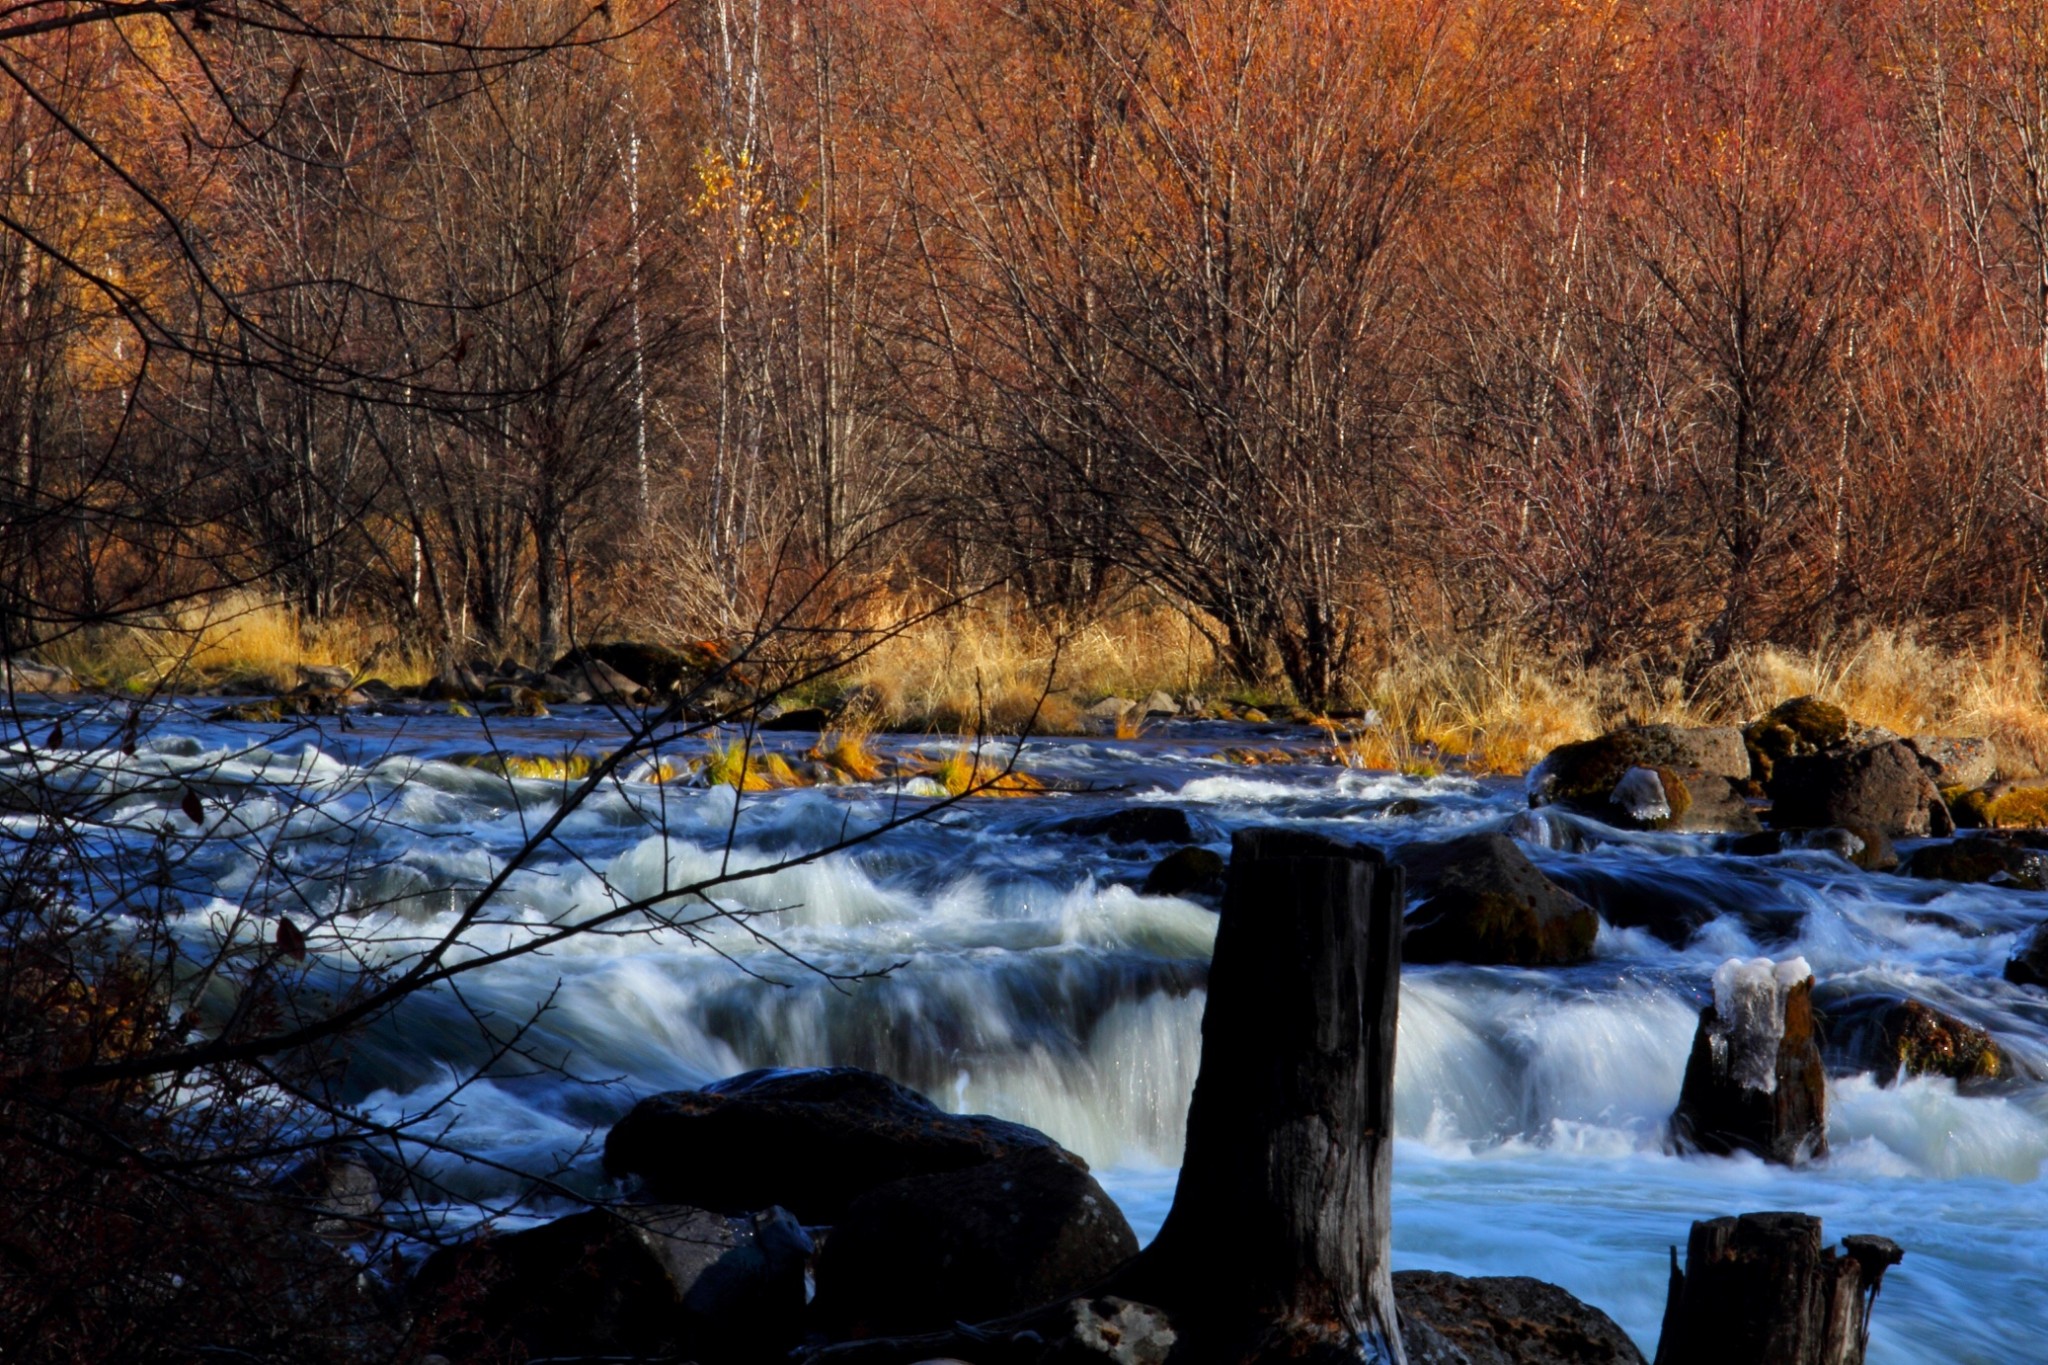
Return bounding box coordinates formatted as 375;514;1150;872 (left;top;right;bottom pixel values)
1670;958;1827;1165
1113;828;1407;1363
1653;1212;1902;1365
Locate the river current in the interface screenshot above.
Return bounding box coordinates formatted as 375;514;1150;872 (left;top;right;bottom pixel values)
10;702;2046;1362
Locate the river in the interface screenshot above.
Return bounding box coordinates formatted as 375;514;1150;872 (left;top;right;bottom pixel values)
10;701;2046;1363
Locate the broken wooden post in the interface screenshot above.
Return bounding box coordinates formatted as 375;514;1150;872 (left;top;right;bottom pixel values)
1653;1212;1902;1365
1116;828;1407;1363
1670;957;1827;1164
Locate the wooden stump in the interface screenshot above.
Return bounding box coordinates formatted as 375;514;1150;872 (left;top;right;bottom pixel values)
1670;962;1827;1165
1115;828;1407;1363
1653;1213;1903;1365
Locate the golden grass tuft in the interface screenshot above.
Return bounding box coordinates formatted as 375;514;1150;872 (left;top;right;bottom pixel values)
811;732;884;783
924;747;1043;797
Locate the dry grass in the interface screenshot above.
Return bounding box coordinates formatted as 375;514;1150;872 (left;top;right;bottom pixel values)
41;595;432;692
842;596;1216;735
1709;629;2048;776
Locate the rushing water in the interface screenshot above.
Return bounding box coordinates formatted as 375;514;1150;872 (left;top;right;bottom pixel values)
8;701;2047;1363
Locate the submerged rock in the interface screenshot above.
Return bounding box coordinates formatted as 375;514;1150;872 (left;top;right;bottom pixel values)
603;1067;1083;1223
1731;825;1899;872
2004;923;2048;990
1670;958;1827;1165
1397;831;1598;966
1902;835;2048;890
811;1147;1140;1337
1819;995;2008;1086
1051;807;1198;846
1394;1271;1647;1365
1766;739;1952;839
1140;845;1226;900
412;1203;810;1363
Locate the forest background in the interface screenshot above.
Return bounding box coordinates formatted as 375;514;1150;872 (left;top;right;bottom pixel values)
10;0;2048;766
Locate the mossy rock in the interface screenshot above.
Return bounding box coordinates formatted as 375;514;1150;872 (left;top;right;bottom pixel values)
1820;995;2009;1086
508;689;550;719
1950;779;2048;830
1769;695;1851;747
452;752;594;782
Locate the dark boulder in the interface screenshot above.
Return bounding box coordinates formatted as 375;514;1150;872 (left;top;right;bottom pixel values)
1530;725;1749;801
1529;728;1754;831
602;1067;1083;1223
1397;831;1598;965
811;1147;1140;1338
2005;923;2048;990
412;1203;810;1363
1818;994;2008;1086
552;640;700;692
1671;962;1827;1165
1140;846;1227;900
1903;835;2048;890
1766;739;1953;839
1395;1271;1648;1365
1050;807;1199;846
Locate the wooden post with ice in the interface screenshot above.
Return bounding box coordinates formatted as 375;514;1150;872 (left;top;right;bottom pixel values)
1116;828;1409;1363
1670;956;1827;1165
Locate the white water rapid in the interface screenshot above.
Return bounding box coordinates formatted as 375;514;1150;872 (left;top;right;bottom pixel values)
6;700;2045;1363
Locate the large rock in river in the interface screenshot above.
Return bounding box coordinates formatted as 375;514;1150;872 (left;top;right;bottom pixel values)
603;1067;1084;1223
1397;831;1598;966
2005;923;2048;990
412;1203;810;1363
811;1147;1140;1337
1907;735;1998;790
1531;724;1751;793
1902;834;2048;890
1395;1270;1647;1365
1766;739;1952;839
1817;994;2009;1086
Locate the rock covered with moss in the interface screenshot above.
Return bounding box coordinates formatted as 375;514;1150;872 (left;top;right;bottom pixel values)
1949;778;2048;830
1818;995;2009;1087
1742;695;1854;782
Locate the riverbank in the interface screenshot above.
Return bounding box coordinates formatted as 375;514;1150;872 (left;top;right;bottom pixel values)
23;595;2048;778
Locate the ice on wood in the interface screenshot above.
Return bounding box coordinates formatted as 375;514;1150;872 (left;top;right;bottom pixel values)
1709;956;1813;1095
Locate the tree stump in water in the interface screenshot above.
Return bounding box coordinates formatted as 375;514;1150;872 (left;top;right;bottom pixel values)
1114;828;1407;1363
1653;1213;1903;1365
1670;958;1827;1165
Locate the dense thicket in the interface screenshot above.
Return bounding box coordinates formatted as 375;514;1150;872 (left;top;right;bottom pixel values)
6;0;2048;701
